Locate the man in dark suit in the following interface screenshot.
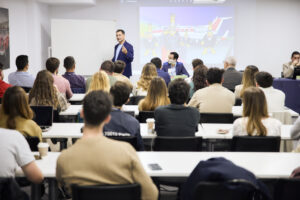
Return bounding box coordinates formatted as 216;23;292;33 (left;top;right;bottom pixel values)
162;52;189;78
112;29;134;78
222;56;242;91
150;57;170;86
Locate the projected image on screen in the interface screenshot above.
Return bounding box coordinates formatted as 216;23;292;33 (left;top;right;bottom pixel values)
140;7;234;71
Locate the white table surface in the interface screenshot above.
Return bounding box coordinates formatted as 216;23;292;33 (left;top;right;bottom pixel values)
69;94;85;102
15;152;300;178
42;123;293;140
60;105;299;118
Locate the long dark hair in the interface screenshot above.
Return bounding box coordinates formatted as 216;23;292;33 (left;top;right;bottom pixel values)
192;65;208;92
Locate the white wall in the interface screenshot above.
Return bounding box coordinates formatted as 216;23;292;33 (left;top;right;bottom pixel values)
2;0;300;79
0;0;50;81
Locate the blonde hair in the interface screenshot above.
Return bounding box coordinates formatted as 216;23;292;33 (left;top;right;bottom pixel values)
242;87;268;136
240;65;259;97
137;63;157;91
138;77;170;111
87;71;110;93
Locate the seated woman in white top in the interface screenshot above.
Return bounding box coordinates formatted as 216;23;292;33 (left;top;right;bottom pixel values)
133;63;157;96
234;65;258;98
233;87;281;136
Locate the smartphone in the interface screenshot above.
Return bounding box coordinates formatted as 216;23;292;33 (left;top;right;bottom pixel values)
148;163;162;170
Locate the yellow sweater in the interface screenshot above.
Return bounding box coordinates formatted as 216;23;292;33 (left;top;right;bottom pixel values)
56;135;158;200
0;109;42;141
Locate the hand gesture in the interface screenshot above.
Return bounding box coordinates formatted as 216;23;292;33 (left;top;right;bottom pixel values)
122;46;128;55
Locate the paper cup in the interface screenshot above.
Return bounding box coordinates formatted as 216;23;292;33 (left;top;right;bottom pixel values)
38;142;49;157
146;118;155;134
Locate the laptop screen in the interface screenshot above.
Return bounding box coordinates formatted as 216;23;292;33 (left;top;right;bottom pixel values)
31;106;53;127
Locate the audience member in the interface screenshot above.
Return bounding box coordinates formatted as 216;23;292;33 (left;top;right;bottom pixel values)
113;60;133;90
188;67;235;113
0;127;43;183
56;90;158;199
232;87;281;136
283;51;300;78
62;56;86;93
291;116;300;140
150;57;171;86
222;56;242;91
133;63;157;96
162;52;189;78
86;60;117;90
0;86;42;141
189;65;208;98
46;57;73;99
8;55;35;88
0;62;11;98
87;71;110;93
235;65;258;98
29;70;69;112
104;81;144;150
255;71;285;112
138;77;170;111
154;79;199;137
185;58;204;84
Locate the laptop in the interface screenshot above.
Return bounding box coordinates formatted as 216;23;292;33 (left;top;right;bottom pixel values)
292;66;300;80
31;106;53;131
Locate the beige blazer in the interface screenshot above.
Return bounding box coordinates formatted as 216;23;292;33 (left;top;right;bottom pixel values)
188;83;235;113
283;61;296;78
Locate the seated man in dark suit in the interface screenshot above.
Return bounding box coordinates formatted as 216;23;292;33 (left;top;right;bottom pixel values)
103;81;144;150
222;56;242;91
151;57;171;86
154;79;199;136
162;52;189;78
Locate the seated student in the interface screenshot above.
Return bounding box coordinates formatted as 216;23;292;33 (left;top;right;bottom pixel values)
150;57;171;86
56;90;158;199
133;63;157;96
162;52;189;78
232;87;281;136
8;55;35;88
104;81;144;151
62;56;86;93
87;71;110;93
46;57;73;99
222;56;242;91
188;67;235;113
185;58;204;84
283;51;300;78
29;70;69;112
255;71;285;112
86;60;117;90
154;79;199;137
181;157;271;200
189;65;208;98
291;117;300;152
113;60;133;90
0;62;11;98
0;127;43;183
138;77;170;111
0;86;42;141
234;65;258;98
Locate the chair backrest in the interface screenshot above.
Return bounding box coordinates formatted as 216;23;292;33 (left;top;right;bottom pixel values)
25;137;40;151
72;183;141;200
231;136;281;152
199;113;234;124
21;87;31;93
234;98;242;106
137;111;154;123
0;178;29;200
126;96;145;105
153;136;202;151
193;179;259;200
274;179;300;200
30;106;53;127
106;136;139;151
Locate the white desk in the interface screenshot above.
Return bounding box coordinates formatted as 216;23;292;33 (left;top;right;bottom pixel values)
42;123;293;140
59;105;82;116
16;152;300;179
69;94;85;102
